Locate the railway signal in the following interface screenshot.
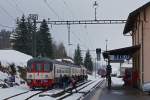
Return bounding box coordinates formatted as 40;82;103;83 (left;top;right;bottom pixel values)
96;48;101;61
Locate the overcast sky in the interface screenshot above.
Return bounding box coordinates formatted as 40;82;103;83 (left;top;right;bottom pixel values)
0;0;150;59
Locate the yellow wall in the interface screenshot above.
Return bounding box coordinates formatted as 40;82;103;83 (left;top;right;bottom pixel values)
132;6;150;88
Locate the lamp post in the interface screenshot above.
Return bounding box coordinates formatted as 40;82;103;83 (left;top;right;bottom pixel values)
93;1;99;21
105;39;108;51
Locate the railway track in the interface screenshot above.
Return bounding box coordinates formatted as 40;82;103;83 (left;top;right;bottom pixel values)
56;80;97;100
3;90;30;100
39;80;91;98
3;80;90;100
57;79;105;100
78;79;106;100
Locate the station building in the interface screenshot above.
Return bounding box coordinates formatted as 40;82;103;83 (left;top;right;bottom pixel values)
123;1;150;90
103;2;150;91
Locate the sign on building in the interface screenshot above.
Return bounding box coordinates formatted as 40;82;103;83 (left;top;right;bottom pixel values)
109;55;130;63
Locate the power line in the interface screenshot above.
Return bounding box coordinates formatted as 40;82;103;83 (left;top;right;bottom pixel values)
61;0;76;19
43;0;62;20
84;24;94;50
6;0;24;14
37;20;126;25
0;3;15;20
0;23;15;29
5;0;18;15
71;31;89;49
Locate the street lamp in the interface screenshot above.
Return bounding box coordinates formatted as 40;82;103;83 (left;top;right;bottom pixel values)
93;1;99;21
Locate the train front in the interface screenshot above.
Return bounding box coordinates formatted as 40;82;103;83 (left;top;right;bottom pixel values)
26;58;54;89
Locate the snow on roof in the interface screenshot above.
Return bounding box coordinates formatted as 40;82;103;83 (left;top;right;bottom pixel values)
0;50;32;67
121;62;132;68
55;58;74;63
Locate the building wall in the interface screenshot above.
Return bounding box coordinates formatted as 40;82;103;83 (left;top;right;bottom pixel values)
133;6;150;89
143;6;150;83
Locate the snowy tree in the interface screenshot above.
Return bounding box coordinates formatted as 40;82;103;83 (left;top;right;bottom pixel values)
11;15;32;55
74;44;83;65
36;19;53;58
84;50;93;72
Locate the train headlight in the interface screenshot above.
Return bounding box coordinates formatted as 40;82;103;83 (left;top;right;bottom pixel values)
27;80;31;83
29;74;32;78
45;75;48;78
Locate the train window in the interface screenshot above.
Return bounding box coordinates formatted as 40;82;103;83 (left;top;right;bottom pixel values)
44;63;53;72
44;64;50;72
27;66;31;72
35;64;42;71
49;62;53;71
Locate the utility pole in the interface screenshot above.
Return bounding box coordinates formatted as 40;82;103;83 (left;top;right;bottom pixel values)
105;39;112;89
67;24;71;45
29;14;38;57
35;17;126;57
93;1;98;21
95;58;97;78
67;24;72;57
105;39;108;51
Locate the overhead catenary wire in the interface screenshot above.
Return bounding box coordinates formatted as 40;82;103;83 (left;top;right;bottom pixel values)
71;30;89;49
6;0;24;14
5;0;18;15
0;3;15;20
0;23;15;29
84;24;95;50
43;0;63;20
61;0;76;19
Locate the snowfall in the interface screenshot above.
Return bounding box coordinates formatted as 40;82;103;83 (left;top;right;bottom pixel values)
0;71;105;100
0;50;150;100
0;50;106;100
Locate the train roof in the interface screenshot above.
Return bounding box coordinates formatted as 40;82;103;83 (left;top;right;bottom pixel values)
27;57;81;68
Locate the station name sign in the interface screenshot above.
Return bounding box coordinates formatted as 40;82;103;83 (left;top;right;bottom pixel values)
109;55;130;62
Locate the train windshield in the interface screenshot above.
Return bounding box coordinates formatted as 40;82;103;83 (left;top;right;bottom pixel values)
35;64;43;71
27;65;32;72
44;63;53;72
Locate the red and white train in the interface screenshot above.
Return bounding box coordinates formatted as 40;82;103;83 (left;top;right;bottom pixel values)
26;57;87;89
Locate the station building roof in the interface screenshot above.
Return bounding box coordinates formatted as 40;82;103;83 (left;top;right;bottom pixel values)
123;2;150;34
103;45;140;59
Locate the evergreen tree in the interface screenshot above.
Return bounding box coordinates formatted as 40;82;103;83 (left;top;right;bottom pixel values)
36;19;53;58
84;50;93;72
53;42;67;58
26;18;34;55
11;15;32;55
74;44;83;65
9;63;16;75
18;66;27;80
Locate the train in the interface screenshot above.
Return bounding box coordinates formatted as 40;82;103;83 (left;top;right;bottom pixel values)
97;68;106;77
26;57;87;89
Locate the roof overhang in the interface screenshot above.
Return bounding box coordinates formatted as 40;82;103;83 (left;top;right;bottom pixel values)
123;2;150;35
103;45;140;63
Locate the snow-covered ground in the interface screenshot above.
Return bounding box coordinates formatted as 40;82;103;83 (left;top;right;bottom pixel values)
0;85;29;100
0;50;32;67
111;77;124;86
143;82;150;92
30;75;104;100
0;71;9;81
0;74;104;100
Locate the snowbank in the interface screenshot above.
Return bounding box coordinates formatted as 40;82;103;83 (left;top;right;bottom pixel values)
0;71;9;81
0;50;32;67
143;82;150;92
55;58;74;63
111;77;124;86
0;85;29;100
